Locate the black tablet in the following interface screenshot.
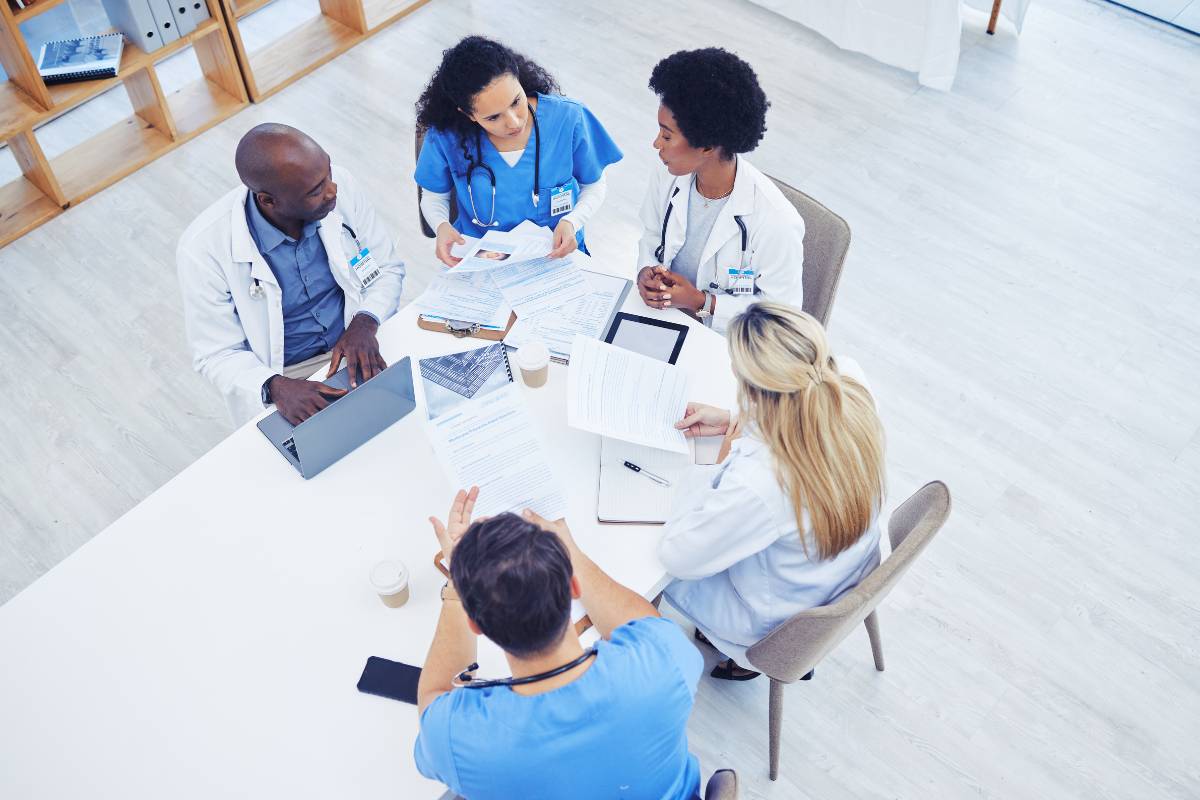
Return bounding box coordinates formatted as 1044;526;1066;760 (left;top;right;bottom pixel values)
603;312;688;364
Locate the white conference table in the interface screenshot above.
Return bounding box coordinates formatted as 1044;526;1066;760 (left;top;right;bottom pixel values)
0;257;737;799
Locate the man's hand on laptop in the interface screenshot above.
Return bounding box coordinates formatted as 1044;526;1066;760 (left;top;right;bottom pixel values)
268;376;347;425
327;313;387;389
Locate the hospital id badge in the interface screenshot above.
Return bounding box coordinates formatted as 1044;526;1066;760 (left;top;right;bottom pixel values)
350;246;381;288
727;267;755;296
549;185;574;217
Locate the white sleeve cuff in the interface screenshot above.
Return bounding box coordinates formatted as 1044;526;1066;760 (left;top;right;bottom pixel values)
420;190;452;231
563;173;607;232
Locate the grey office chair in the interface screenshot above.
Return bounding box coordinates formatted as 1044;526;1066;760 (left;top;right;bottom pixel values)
745;481;952;780
766;176;851;329
416;127;458;238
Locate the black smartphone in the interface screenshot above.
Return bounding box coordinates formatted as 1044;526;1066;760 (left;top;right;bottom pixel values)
357;656;421;704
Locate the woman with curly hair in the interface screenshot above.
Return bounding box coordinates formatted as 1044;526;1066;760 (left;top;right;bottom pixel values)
415;36;622;266
636;48;805;333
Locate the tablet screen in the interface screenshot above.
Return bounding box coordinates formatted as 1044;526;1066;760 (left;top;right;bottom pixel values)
603;313;688;364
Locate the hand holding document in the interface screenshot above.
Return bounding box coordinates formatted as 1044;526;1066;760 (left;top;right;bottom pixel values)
567;335;690;454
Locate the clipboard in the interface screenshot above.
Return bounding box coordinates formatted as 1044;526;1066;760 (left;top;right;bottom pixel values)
417;312;517;340
433;550;593;635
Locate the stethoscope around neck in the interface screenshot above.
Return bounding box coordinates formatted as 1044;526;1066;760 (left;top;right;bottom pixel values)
465;101;541;228
654;179;749;295
248;222;362;300
452;646;597;689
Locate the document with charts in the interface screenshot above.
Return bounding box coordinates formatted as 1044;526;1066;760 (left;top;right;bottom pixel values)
419;344;567;519
566;335;689;454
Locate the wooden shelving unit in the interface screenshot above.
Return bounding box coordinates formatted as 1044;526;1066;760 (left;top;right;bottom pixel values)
1;0;434;247
0;0;248;248
221;0;431;102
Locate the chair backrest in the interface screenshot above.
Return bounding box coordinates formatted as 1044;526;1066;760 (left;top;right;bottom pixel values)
766;176;850;329
415;126;458;238
746;481;950;683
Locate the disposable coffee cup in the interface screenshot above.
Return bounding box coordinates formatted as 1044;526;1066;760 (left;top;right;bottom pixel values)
370;560;410;609
516;341;551;388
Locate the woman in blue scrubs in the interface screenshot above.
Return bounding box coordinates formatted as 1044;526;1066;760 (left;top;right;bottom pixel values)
415;36;623;266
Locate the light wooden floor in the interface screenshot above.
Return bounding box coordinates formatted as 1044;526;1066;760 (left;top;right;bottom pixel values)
2;0;1198;796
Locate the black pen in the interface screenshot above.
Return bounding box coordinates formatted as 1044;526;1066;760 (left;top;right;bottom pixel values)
623;461;671;487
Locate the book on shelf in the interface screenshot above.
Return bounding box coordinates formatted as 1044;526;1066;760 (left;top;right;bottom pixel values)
36;33;124;85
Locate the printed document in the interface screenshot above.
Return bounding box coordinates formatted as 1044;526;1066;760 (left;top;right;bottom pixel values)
453;230;548;273
505;271;630;360
414;269;511;327
567;335;689;454
490;255;591;318
427;383;567;519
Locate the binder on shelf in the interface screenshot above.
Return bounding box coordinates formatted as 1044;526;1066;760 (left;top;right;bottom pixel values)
100;0;163;53
146;0;182;44
170;0;210;36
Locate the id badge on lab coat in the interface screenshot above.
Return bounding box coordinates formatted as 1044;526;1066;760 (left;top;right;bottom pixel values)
727;266;755;296
549;184;574;217
350;246;381;288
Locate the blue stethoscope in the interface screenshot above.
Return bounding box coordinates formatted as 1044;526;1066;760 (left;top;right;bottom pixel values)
249;223;363;300
654;180;750;295
465;102;542;228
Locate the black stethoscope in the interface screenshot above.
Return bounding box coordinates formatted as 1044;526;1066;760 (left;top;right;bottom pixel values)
465;102;541;228
452;646;596;689
654;180;749;296
249;222;362;300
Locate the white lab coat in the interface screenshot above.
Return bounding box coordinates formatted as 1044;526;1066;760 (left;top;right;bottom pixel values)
636;155;805;333
659;358;881;668
177;167;405;425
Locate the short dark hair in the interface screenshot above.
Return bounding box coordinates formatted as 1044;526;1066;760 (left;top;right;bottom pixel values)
649;48;770;160
449;513;573;658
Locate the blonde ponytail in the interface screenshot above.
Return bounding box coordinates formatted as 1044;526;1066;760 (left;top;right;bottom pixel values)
728;303;885;559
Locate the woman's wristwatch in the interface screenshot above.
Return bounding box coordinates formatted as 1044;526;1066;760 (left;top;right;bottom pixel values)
695;291;716;320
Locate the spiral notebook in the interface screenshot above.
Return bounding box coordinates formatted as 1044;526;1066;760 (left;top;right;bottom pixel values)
36;33;124;85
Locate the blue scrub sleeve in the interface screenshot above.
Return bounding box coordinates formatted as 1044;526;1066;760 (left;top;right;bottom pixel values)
414;129;455;193
413;692;463;789
572;104;623;184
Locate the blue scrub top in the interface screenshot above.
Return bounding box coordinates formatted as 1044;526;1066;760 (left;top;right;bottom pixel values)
414;93;623;245
414;616;703;800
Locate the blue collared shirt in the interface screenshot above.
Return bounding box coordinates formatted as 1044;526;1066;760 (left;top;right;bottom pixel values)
245;194;346;366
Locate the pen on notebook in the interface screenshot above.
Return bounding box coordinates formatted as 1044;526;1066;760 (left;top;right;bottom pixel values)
623;461;671;487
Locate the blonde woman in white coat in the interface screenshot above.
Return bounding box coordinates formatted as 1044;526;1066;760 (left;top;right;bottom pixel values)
660;303;886;680
635;49;805;334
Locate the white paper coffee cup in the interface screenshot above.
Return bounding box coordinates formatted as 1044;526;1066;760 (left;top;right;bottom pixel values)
370;560;410;608
516;341;551;388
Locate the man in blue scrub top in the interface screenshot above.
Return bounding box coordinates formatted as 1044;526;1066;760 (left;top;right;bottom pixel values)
414;36;623;267
416;488;704;800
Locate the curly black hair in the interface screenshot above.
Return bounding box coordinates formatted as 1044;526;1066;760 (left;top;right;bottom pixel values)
415;36;560;150
649;48;769;160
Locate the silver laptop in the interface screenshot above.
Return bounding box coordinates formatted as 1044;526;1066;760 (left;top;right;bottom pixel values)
256;356;415;479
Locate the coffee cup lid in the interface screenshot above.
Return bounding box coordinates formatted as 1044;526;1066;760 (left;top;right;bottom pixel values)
517;341;551;369
370;560;408;594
